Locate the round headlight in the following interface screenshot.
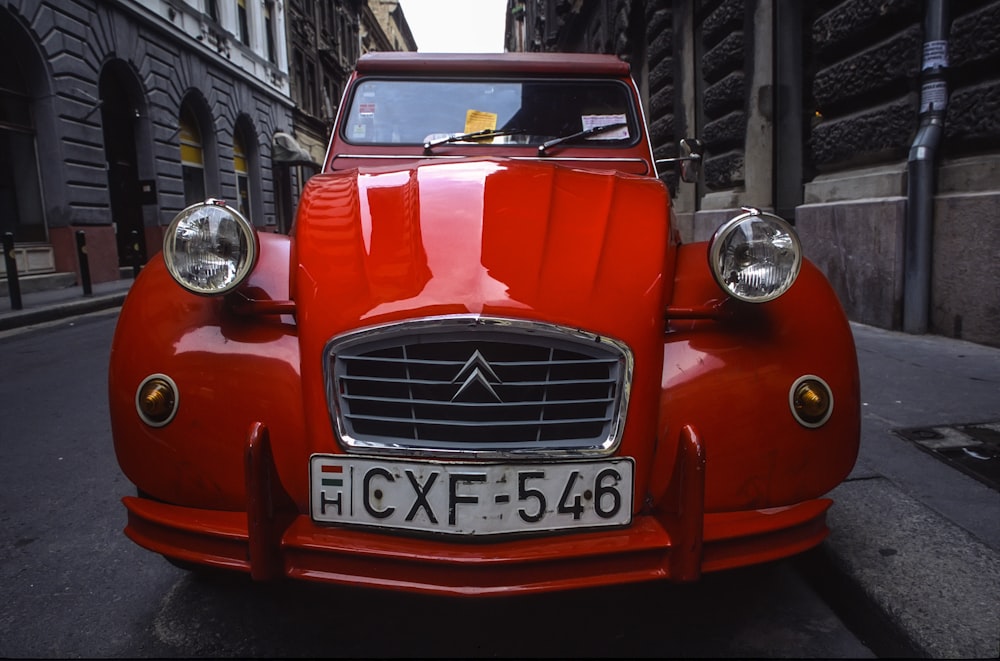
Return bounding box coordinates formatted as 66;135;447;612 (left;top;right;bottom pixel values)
163;199;258;295
708;208;802;303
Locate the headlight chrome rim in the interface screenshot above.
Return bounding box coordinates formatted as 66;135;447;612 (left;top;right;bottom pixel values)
708;207;802;303
163;198;258;296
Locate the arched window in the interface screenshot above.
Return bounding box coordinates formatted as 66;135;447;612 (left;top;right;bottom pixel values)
179;104;206;206
233;131;250;218
0;39;45;244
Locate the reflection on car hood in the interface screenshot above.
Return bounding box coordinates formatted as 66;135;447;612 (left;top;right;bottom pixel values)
293;158;670;340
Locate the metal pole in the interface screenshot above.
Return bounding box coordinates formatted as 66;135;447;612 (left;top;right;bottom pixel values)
75;230;93;296
130;230;141;279
3;232;23;310
903;0;950;334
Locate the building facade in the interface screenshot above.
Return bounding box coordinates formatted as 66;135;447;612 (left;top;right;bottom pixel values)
363;0;418;53
0;0;300;285
0;0;414;289
506;0;1000;348
283;0;361;232
281;0;416;229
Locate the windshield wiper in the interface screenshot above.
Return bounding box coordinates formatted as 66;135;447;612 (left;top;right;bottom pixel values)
537;122;629;156
423;128;524;153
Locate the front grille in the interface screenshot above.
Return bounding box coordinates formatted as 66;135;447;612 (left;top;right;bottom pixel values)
325;317;632;456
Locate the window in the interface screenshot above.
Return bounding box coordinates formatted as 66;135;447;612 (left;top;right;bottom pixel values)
206;0;219;22
233;131;250;218
319;3;335;37
179;106;206;206
237;0;249;46
306;60;317;116
322;75;337;120
0;77;45;243
264;1;276;64
336;11;345;59
293;49;319;117
293;48;305;107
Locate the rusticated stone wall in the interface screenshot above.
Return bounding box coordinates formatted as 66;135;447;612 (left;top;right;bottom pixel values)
934;0;1000;346
645;5;674;158
809;0;922;170
809;0;1000;169
943;1;1000;155
801;0;1000;346
697;0;746;190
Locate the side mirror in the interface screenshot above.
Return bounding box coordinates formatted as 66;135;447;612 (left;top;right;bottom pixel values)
655;138;704;183
677;138;703;183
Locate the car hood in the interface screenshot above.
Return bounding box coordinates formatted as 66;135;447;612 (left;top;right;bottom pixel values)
293;158;671;335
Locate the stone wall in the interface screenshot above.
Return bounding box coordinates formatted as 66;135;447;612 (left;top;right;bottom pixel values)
644;1;677;193
809;0;922;170
943;2;1000;154
797;0;921;331
698;0;746;190
799;0;1000;346
924;0;1000;346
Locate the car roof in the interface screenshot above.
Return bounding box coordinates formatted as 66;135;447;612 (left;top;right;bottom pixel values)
354;51;632;76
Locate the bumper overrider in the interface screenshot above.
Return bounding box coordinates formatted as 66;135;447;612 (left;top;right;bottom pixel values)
122;421;831;596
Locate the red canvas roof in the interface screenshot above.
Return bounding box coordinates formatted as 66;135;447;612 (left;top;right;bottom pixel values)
355;51;631;76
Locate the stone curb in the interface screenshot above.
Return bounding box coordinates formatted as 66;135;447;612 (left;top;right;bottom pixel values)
0;292;128;331
825;476;1000;659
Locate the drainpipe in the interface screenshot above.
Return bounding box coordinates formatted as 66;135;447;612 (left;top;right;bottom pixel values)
903;0;950;334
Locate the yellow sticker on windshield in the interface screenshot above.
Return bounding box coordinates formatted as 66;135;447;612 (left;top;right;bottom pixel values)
464;110;497;134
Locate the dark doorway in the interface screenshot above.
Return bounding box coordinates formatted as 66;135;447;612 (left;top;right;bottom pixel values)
0;10;46;245
99;62;147;268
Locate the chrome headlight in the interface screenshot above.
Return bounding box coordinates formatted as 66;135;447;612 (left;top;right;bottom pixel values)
163;199;258;295
708;208;802;303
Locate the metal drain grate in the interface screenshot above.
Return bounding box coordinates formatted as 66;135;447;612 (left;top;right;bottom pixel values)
895;422;1000;492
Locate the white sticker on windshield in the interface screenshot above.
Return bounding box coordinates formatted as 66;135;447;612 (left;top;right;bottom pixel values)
582;114;629;140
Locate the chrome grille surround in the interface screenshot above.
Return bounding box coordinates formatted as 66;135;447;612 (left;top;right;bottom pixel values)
324;316;633;458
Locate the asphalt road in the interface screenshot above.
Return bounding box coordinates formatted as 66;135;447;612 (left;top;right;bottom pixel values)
0;310;874;657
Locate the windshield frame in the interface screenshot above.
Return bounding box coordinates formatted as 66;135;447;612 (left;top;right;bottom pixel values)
337;75;644;151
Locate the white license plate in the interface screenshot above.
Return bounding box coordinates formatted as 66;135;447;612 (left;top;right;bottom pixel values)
309;455;634;536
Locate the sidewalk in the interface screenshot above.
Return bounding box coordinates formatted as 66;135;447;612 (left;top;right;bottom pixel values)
826;324;1000;658
0;277;133;332
2;283;998;657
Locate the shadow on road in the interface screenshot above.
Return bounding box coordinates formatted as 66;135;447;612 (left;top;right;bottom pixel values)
146;558;871;658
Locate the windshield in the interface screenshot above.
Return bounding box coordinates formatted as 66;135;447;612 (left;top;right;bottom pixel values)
341;78;638;148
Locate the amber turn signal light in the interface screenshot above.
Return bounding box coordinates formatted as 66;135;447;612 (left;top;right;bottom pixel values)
135;374;179;427
789;375;833;428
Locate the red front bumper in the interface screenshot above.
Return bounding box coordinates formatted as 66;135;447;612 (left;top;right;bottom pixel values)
120;423;831;596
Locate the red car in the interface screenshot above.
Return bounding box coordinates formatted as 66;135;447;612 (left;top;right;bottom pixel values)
109;52;859;595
